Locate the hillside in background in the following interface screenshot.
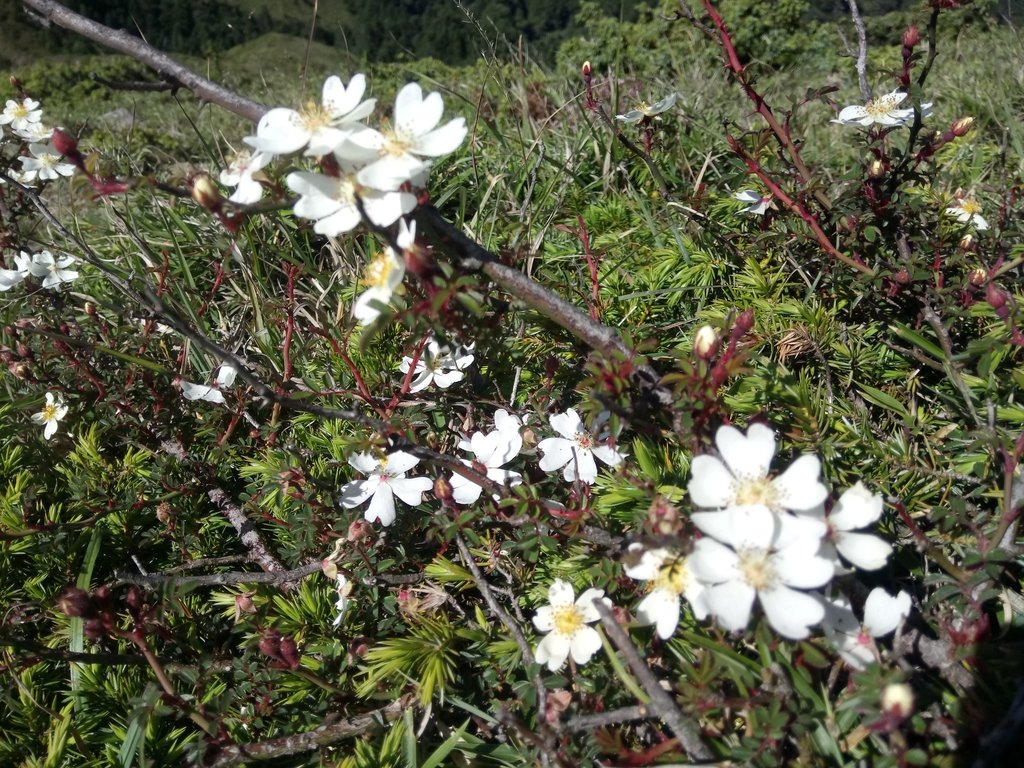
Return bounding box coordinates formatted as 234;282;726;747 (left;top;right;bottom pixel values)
6;0;1022;69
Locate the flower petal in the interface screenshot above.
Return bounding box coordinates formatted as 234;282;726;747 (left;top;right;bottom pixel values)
760;585;825;639
835;531;893;571
687;455;736;508
862;588;912;637
364;486;397;526
772;454;828;511
705;581;756;631
568;626;602;665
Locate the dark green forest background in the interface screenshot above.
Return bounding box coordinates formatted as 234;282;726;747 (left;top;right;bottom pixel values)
5;0;1023;68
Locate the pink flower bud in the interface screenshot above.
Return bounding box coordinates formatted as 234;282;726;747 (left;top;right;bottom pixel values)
902;24;920;48
951;116;974;137
51;128;79;158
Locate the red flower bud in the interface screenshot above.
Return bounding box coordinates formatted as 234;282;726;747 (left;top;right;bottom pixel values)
57;587;95;618
902;24;920;48
51;128;79;158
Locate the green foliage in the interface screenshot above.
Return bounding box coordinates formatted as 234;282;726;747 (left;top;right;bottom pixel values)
2;0;1024;766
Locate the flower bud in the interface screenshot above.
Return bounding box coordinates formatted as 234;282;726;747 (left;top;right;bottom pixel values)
734;308;755;335
155;501;174;524
867;159;886;179
881;682;915;719
986;281;1008;311
968;267;987;287
258;630;282;660
902;24;920;48
951;116;974;137
433;475;454;504
57;587;95;618
959;233;975;251
9;75;22;90
9;362;29;378
191;175;221;210
582;61;592;81
278;636;301;669
347;518;374;543
51;128;79;158
693;324;719;359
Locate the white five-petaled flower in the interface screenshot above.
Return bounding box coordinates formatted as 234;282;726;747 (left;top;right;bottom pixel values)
180;363;238;405
353;218;413;323
333;573;353;627
615;92;678;124
13;121;53;143
32;392;68;440
25;250;78;289
687;423;828;518
734;189;773;216
822;588;912;669
245;73;376;157
623;544;708;639
0;98;43;133
537;408;624;485
689;506;833;639
532;579;610;671
350;82;468;192
450;409;524;505
19;142;75;182
339;450;432;527
399;339;475;393
286;164;414;236
945;196;989;231
219;149;271;204
800;481;893;571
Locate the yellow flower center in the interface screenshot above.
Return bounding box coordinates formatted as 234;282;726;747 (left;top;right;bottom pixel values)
41;403;60;421
11;103;28;119
300;101;331;132
960;199;982;215
382;127;413;158
653;558;689;596
738;549;776;591
865;94;899;117
734;477;777;509
363;252;397;289
552;605;584;636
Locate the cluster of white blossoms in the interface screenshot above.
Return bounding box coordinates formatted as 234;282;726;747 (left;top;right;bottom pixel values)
231;74;466;236
531;423;908;672
0;97;69;186
338;406;625;533
833;90;933;127
0;250;79;292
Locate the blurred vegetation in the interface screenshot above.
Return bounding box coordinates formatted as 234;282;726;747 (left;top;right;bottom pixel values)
2;0;1024;766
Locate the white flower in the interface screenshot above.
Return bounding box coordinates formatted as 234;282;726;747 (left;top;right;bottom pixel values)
351;83;468;191
689;506;833;639
615;92;677;124
245;73;376;157
532;579;609;671
624;544;708;639
180;363;237;405
450;409;524;505
0;98;43;133
18;143;75;182
287;166;414;236
14;122;53;143
822;588;912;669
219;150;271;204
834;90;915;127
734;189;772;215
338;450;432;527
399;339;475;393
537;408;624;485
32;392;68;440
353;218;413;323
26;250;78;289
687;423;828;517
333;573;353;627
945;196;989;231
805;482;893;571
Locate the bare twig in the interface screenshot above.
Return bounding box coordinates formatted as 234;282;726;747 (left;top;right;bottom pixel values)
845;0;871;102
592;600;711;761
202;695;415;767
114;560;321;589
21;0;267;122
564;705;649;731
208;488;287;577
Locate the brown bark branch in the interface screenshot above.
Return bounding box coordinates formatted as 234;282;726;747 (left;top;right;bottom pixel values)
203;695;414;767
592;599;711;761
